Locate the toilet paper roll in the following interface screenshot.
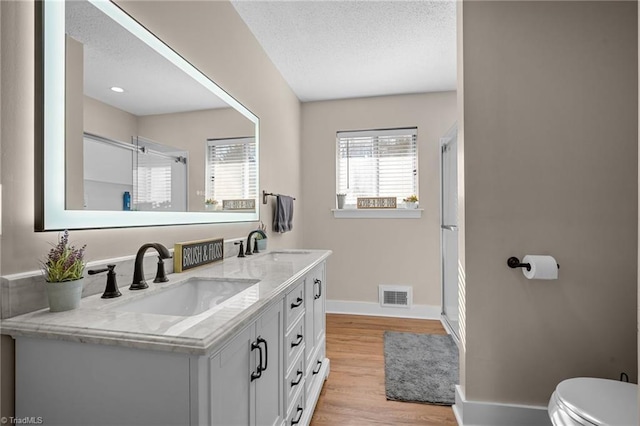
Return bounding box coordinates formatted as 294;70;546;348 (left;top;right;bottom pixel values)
522;255;558;280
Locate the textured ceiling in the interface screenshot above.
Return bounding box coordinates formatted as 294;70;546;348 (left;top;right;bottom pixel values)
231;0;457;102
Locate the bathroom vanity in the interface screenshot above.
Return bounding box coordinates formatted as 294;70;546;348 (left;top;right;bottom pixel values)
2;249;331;426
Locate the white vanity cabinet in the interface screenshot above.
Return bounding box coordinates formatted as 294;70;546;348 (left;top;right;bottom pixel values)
202;263;329;426
9;257;330;426
209;301;284;426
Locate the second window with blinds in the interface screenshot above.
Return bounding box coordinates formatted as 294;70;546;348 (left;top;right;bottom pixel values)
336;127;418;209
206;137;257;211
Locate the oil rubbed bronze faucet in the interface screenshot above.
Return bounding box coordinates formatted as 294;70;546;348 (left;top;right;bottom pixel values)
130;243;172;290
245;230;267;256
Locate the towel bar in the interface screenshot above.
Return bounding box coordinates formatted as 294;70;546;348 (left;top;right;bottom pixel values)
262;190;296;205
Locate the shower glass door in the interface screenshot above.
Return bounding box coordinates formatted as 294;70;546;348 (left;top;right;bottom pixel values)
441;124;459;339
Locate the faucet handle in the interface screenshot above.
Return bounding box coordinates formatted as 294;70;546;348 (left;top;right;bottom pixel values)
235;241;245;258
88;264;122;299
154;256;169;283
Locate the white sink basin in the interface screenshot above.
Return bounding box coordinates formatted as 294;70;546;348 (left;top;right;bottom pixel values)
113;277;259;317
256;251;311;261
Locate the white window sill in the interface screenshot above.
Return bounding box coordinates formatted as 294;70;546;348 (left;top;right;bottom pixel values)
332;208;423;219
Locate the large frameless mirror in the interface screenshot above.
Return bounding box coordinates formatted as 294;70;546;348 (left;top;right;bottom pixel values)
36;0;260;230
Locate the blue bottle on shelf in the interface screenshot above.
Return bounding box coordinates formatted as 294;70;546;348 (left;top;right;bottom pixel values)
123;191;131;211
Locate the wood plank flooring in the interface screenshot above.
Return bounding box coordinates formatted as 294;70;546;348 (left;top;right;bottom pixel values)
310;314;457;426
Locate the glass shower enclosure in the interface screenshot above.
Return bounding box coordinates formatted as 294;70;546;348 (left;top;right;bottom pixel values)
82;133;188;212
440;124;459;341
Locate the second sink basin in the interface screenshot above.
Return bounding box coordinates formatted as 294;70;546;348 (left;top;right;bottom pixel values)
255;250;312;262
113;277;259;317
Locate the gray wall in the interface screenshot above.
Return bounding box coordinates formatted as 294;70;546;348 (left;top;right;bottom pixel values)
301;92;457;308
460;0;638;405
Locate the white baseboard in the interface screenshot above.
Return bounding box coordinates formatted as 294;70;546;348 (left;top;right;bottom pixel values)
326;299;440;319
454;385;551;426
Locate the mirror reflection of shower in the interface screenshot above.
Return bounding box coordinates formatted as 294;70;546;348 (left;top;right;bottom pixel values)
133;136;188;212
82;133;188;211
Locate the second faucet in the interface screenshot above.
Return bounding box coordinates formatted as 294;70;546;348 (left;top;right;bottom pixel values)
245;230;267;256
130;243;172;290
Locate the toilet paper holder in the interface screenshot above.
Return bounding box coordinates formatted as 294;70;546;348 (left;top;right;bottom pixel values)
507;256;559;271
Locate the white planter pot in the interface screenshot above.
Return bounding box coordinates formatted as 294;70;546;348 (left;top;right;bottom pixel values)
45;278;84;312
405;201;418;209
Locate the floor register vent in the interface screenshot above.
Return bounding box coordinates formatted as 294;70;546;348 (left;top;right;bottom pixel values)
379;285;412;308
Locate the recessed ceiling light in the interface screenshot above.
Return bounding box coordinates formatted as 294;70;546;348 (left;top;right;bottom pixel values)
110;86;124;93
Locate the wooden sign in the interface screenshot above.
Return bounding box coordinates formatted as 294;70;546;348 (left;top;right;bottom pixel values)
222;199;256;210
357;197;397;209
174;238;224;272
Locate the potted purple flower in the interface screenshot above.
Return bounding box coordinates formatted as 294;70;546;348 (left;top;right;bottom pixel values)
41;230;86;312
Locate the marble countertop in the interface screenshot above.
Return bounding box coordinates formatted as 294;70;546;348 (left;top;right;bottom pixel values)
0;249;331;356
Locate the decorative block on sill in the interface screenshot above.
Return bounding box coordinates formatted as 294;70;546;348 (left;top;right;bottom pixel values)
331;208;423;219
222;199;256;211
356;196;397;209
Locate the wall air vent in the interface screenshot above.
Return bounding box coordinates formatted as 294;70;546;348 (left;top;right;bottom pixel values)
379;285;412;308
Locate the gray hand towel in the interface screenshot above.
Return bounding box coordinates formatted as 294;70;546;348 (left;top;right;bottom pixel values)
274;195;294;233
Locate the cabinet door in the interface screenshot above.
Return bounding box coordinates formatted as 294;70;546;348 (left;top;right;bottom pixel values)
210;325;254;426
304;263;326;370
311;265;326;348
255;302;284;426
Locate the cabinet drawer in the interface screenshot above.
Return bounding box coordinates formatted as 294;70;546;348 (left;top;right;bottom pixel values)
285;351;305;413
305;340;326;398
286;387;305;426
285;316;305;374
285;280;305;332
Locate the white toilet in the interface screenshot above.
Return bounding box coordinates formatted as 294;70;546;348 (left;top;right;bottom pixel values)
548;377;638;425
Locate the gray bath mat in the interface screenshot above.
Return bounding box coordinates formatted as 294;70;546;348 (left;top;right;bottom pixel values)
384;331;458;405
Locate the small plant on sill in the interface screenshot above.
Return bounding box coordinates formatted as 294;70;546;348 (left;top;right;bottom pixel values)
255;221;267;239
403;195;418;203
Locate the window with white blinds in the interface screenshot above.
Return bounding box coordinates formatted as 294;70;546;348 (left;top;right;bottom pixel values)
336;128;418;206
206;137;257;203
